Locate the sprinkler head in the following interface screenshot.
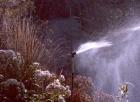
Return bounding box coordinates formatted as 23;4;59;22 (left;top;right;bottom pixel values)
71;52;76;58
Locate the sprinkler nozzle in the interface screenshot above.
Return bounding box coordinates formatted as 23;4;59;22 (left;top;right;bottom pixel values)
71;52;76;58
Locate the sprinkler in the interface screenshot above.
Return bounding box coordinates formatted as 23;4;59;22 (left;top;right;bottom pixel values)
69;40;112;101
70;51;76;102
71;51;76;58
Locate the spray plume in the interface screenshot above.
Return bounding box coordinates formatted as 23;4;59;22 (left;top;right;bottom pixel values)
76;41;112;54
76;26;140;102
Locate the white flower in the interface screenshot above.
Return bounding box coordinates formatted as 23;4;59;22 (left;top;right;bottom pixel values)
54;79;61;86
46;79;71;97
59;75;65;82
34;69;52;78
58;95;65;102
65;86;70;90
24;89;27;93
32;62;40;68
65;86;71;96
46;79;61;91
46;79;62;92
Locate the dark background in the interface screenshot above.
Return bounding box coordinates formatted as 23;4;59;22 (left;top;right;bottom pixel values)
34;0;140;33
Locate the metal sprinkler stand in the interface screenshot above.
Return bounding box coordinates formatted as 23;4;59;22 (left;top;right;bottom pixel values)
71;51;76;102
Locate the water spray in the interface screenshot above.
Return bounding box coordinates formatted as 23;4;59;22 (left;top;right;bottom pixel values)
76;41;112;54
70;25;140;102
70;40;112;101
130;26;140;31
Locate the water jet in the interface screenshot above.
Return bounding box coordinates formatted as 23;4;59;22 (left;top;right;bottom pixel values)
75;25;140;102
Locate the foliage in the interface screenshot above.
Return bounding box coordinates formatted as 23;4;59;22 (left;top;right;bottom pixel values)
66;75;115;102
0;0;71;71
0;50;71;102
0;78;26;102
0;50;23;79
65;75;94;102
0;0;34;49
0;0;34;17
11;19;46;65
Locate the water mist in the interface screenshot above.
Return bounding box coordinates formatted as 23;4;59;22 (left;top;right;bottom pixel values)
75;26;140;102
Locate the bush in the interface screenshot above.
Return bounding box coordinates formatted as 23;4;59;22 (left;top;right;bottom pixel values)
0;49;71;102
0;79;26;102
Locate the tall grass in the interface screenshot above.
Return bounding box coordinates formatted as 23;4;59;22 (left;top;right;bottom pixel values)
0;18;47;82
12;19;46;65
4;17;70;71
43;36;71;70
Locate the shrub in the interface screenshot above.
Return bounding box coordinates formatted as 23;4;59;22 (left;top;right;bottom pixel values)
0;78;26;102
0;49;71;102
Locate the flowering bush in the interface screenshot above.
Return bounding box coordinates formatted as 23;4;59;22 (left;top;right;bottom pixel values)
0;49;71;102
0;50;23;79
33;66;71;102
45;79;71;100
